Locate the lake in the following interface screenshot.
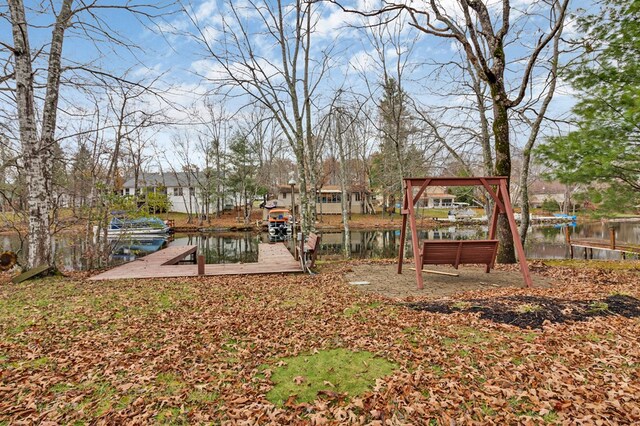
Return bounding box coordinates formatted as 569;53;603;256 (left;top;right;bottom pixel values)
1;221;639;271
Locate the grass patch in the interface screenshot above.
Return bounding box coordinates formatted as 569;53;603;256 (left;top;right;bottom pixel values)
588;301;609;314
156;407;187;425
50;383;73;394
187;390;219;404
156;372;184;396
453;327;493;345
543;259;640;271
419;209;451;219
516;304;542;314
266;348;397;406
451;301;471;310
343;305;361;316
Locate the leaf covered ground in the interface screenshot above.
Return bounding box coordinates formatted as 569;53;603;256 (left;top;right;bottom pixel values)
1;263;639;424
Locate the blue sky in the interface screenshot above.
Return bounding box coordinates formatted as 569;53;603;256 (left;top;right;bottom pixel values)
0;0;589;171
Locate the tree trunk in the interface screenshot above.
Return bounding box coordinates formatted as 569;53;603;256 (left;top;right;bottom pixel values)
9;0;73;269
491;85;517;264
335;116;351;258
520;14;563;245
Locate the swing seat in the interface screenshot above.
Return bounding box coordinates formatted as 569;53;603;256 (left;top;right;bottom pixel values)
422;240;499;273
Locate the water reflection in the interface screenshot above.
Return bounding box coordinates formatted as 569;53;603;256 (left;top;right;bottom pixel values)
110;236;169;263
2;221;639;271
171;233;260;264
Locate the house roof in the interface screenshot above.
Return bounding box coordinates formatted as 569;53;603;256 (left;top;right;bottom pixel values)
428;194;455;199
123;172;203;188
277;185;369;194
529;180;566;194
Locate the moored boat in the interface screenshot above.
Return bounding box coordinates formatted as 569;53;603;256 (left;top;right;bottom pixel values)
107;216;171;235
266;208;292;240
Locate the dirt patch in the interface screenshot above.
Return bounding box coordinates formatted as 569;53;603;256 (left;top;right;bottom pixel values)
406;294;640;329
343;263;550;299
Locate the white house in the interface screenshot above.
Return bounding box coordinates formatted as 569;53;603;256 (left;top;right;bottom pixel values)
121;172;233;215
418;186;457;208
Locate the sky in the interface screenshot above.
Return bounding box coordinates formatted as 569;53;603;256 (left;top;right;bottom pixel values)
0;0;590;173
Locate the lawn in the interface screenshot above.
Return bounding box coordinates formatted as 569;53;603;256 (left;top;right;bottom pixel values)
1;263;639;424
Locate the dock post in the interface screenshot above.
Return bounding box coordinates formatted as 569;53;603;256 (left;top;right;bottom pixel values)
610;228;616;250
197;255;205;276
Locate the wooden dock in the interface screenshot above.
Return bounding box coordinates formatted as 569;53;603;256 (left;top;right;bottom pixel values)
89;243;302;281
571;238;640;259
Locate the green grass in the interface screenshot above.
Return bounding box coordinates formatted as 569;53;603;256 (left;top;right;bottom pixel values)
543;259;640;270
156;407;187;425
156;372;184;396
516;304;542;314
265;348;397;406
418;209;450;219
588;301;609;313
451;301;471;310
187;390;219;404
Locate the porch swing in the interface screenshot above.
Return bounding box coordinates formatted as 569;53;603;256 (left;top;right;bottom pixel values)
398;177;533;290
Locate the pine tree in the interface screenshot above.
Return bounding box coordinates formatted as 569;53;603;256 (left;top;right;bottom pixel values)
537;0;640;211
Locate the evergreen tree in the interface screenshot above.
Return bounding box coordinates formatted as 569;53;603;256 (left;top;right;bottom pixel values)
537;0;640;211
377;77;414;211
228;133;258;222
71;144;93;207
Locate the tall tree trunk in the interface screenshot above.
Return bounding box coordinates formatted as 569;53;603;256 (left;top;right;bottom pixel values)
520;16;563;245
9;0;73;269
303;3;317;230
335;116;351;258
491;85;517;264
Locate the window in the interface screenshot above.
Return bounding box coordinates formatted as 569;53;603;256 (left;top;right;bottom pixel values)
355;192;361;202
318;193;341;203
173;187;183;197
124;188;130;195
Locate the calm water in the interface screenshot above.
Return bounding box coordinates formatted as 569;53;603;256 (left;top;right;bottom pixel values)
2;221;639;271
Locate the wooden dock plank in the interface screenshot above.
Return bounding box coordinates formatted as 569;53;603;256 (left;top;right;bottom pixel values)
572;238;640;254
89;243;302;281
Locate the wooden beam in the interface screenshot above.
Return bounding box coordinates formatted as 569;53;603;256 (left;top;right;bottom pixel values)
12;265;54;284
488;184;500;240
411;178;432;205
409;267;460;277
499;179;533;288
406;180;424;289
454;241;462;269
403;176;509;187
479;178;505;212
398;210;408;274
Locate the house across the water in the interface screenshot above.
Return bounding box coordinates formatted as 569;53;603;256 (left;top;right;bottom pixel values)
121;172;233;215
419;186;457;208
275;185;369;214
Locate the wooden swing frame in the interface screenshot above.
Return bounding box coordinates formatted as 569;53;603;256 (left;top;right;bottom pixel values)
398;176;533;289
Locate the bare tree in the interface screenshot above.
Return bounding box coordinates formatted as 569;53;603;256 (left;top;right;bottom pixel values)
332;0;570;263
183;0;332;233
4;0;174;269
518;4;565;244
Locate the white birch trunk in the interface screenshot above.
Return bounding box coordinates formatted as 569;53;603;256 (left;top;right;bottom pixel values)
8;0;73;268
335;119;351;258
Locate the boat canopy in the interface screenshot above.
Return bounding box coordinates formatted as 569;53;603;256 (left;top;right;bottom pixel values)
109;216;167;229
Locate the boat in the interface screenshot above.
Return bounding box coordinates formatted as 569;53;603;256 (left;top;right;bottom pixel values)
107;216;171;235
266;208;292;240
